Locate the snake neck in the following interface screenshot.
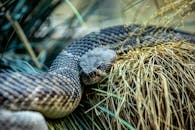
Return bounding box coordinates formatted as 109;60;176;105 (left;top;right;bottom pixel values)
49;50;81;78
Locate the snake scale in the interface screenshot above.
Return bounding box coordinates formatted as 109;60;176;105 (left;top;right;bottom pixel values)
0;24;195;130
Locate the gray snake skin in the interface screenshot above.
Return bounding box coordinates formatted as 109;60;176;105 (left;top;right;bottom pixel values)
0;24;195;130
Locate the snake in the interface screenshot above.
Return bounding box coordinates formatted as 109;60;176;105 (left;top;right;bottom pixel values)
0;24;195;130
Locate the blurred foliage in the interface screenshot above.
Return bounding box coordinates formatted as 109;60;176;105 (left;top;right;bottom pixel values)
0;0;62;41
0;0;195;130
0;0;63;68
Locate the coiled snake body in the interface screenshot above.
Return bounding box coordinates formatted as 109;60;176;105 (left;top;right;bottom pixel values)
0;25;194;130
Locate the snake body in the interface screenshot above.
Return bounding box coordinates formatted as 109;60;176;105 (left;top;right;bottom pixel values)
0;24;195;130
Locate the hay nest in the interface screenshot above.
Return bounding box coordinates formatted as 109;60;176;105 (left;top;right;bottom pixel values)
86;41;195;130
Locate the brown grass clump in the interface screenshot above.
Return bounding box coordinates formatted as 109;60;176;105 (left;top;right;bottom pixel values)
86;41;195;130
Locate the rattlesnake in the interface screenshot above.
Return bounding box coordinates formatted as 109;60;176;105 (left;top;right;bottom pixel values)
0;24;194;130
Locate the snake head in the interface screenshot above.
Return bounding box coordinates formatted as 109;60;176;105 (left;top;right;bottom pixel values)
79;47;116;85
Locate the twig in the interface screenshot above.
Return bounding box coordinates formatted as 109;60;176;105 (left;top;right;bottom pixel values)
5;11;41;68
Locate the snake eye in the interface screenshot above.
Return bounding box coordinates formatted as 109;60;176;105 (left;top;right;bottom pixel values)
97;63;112;73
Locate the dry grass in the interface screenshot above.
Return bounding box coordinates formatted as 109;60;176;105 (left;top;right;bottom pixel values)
85;41;195;130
